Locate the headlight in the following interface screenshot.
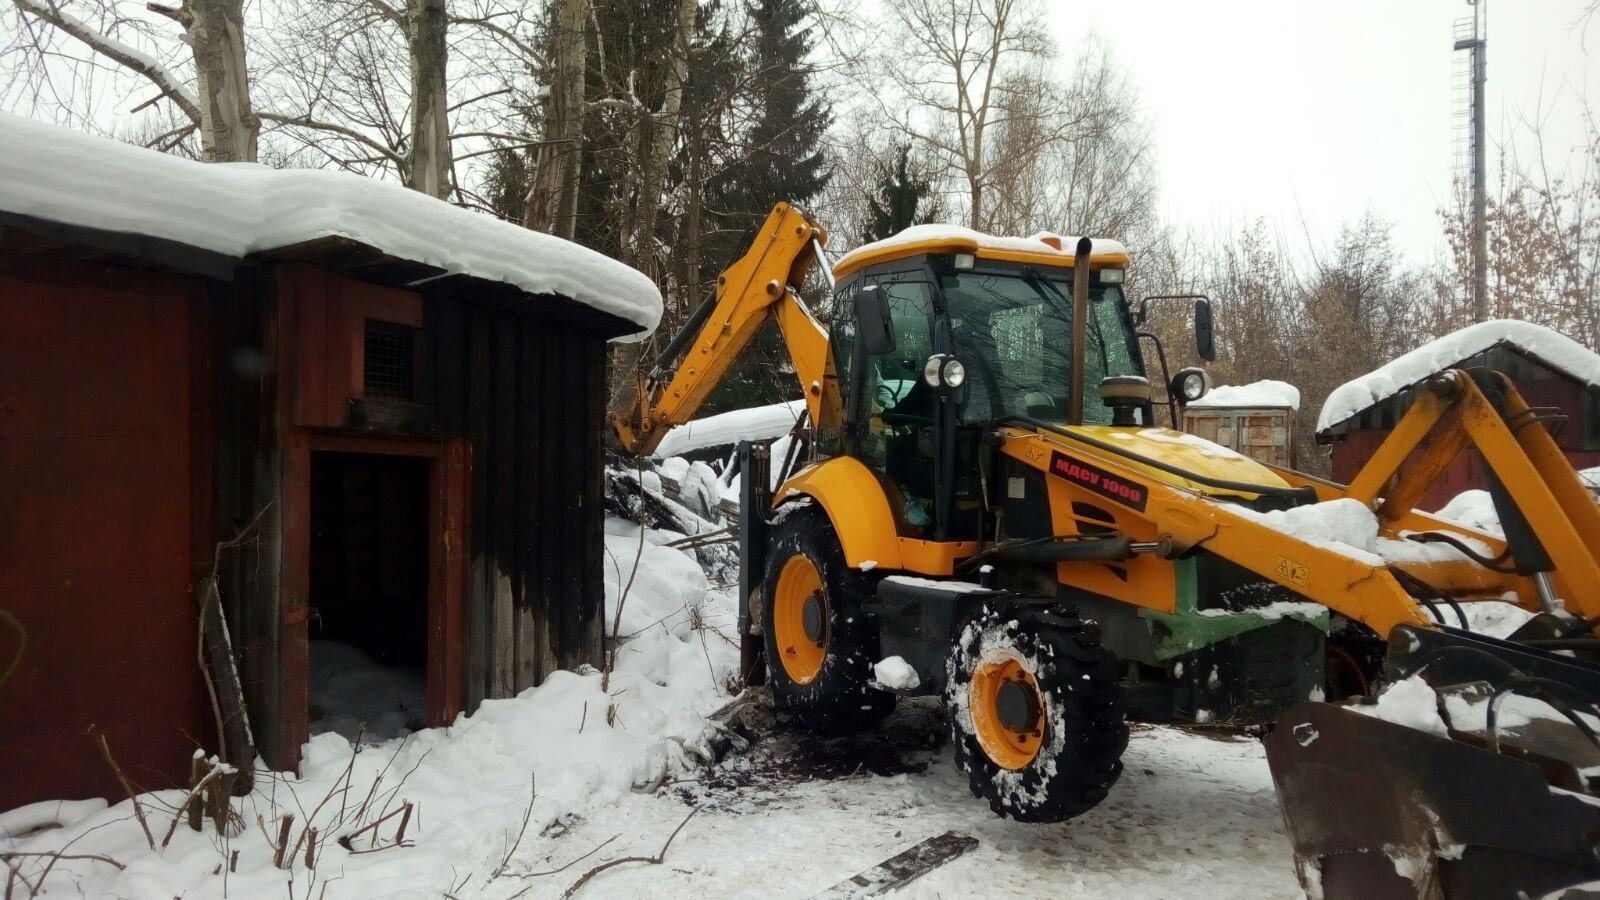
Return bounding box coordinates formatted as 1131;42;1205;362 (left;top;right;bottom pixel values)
923;354;967;389
1170;367;1210;403
941;357;966;388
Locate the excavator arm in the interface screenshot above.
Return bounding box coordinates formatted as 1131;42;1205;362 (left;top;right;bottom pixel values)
611;202;839;456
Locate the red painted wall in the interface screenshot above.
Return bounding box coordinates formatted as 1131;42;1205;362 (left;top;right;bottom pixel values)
0;262;206;810
1331;435;1600;512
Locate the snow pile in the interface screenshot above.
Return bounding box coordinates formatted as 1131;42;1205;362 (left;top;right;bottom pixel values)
1454;601;1536;638
675;460;725;518
835;223;1129;273
653;399;806;458
1440;684;1600;735
1189;380;1301;410
2;517;737;899
1318;320;1600;432
1434;489;1501;533
872;656;922;691
1229;497;1494;569
0;113;662;337
1353;676;1450;737
0;799;107;841
1435;467;1600;537
308;640;427;743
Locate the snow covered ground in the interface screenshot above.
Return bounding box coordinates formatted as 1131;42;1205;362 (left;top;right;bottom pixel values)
508;706;1298;900
1;511;1298;899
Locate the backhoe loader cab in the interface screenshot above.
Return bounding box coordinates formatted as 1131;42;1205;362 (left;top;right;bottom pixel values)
616;204;1600;860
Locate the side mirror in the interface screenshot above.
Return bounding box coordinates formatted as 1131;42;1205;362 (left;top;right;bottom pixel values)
856;284;895;356
1194;299;1216;362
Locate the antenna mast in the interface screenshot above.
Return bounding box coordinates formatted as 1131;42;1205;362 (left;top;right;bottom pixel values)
1454;1;1488;321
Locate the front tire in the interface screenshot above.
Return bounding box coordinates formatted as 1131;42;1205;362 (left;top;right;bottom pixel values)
762;505;895;733
946;600;1129;822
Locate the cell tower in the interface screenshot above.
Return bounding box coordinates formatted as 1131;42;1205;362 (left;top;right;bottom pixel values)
1453;1;1487;321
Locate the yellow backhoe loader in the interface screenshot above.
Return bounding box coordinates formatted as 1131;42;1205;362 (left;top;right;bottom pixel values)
612;203;1600;898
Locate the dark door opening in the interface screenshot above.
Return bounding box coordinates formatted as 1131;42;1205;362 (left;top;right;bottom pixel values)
308;451;429;742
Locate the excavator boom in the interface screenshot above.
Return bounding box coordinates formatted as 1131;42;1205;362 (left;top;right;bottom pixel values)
611;202;836;456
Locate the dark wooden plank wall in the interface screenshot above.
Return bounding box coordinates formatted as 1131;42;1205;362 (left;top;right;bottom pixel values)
210;267;288;766
210;268;610;766
426;299;609;708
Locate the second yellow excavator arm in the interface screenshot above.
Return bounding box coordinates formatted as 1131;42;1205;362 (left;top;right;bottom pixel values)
611;202;840;456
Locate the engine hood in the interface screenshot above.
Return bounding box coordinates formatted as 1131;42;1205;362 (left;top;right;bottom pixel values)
1013;424;1292;498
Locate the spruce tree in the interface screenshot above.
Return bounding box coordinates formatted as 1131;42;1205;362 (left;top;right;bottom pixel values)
702;0;830;270
863;144;942;242
688;0;833;415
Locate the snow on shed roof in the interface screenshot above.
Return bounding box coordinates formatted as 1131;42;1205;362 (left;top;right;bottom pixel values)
0;113;662;338
653;400;806;458
834;224;1129;279
1316;319;1600;433
1189;379;1301;410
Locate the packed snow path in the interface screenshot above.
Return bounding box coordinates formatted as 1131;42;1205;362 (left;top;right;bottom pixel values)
477;699;1300;899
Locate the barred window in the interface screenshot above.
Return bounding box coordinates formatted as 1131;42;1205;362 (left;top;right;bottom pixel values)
364;319;415;399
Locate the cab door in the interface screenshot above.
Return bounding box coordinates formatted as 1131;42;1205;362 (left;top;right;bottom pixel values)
832;275;939;536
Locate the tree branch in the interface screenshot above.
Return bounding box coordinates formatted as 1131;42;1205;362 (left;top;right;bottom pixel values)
259;111;407;167
13;0;201;123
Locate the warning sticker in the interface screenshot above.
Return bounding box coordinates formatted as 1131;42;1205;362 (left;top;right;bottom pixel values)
1048;451;1149;512
1274;555;1310;587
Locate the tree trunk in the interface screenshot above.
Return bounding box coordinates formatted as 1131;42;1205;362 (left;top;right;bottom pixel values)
622;0;696;273
683;123;703;315
406;0;451;199
185;0;257;162
525;0;588;238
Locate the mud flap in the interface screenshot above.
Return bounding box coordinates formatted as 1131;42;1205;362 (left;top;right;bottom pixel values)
1265;702;1600;900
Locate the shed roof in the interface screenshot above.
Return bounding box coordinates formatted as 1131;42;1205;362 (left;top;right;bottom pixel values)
0;113;662;340
1316;320;1600;434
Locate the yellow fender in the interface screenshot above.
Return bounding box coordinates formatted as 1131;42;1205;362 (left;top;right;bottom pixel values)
775;456;904;571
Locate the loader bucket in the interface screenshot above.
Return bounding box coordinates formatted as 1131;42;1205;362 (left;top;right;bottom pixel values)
1265;702;1600;900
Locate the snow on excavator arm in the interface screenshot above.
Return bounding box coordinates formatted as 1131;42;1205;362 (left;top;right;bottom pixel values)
610;202;837;457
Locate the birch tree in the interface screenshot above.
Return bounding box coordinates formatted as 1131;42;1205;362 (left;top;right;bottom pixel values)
5;0;256;161
524;0;587;237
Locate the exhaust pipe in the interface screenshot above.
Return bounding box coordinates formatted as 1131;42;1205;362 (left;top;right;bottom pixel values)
1069;237;1092;424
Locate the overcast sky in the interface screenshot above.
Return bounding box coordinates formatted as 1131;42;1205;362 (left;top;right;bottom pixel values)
1048;0;1600;264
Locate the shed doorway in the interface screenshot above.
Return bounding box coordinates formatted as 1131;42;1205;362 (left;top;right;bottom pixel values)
308;451;429;741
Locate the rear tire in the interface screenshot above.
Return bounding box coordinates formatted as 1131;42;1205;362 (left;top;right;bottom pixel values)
762;505;895;733
946;600;1129;822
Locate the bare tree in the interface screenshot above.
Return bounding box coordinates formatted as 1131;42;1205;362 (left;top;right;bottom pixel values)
5;0;256;160
879;0;1072;229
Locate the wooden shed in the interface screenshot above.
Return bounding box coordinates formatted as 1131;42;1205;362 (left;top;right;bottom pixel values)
1182;381;1301;469
1316;322;1600;511
0;115;660;812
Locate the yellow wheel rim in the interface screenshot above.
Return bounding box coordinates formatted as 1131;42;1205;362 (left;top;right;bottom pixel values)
773;554;827;684
970;655;1045;770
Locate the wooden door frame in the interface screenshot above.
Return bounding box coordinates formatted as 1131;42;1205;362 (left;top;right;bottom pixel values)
280;430;469;767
